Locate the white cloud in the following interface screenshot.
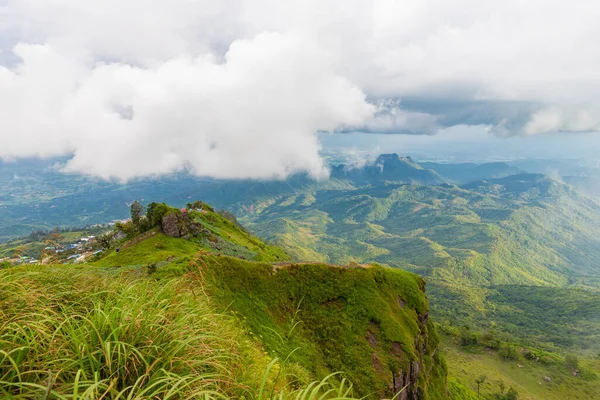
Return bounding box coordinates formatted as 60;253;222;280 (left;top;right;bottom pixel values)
0;31;373;180
1;0;600;179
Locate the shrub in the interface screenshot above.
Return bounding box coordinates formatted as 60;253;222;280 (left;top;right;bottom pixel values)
565;354;580;370
147;262;157;275
498;343;519;360
460;326;478;346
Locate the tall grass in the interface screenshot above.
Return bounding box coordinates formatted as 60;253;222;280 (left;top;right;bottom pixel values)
0;266;361;399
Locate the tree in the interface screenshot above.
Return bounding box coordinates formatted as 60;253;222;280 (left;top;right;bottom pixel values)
98;231;115;250
146;202;167;227
130;201;144;230
475;375;487;399
499;343;518;360
116;221;137;239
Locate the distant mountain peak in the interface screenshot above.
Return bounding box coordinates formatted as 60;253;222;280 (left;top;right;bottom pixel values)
331;153;444;185
375;153;416;165
375;153;401;164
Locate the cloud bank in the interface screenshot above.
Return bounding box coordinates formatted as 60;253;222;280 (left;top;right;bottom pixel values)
1;0;600;179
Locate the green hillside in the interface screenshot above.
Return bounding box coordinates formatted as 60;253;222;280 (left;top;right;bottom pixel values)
0;201;448;399
330;154;446;185
239;175;600;355
3;157;600;398
227;173;600;399
201;255;447;398
420;162;522;184
442;334;600;400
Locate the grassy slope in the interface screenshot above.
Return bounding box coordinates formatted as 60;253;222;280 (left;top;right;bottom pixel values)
442;336;600;400
91;230;206;267
0;264;361;399
1;203;448;399
191;208;289;262
87;207;289;268
200;255;447;398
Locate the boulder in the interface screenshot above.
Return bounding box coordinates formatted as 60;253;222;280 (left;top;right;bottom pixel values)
161;213;181;237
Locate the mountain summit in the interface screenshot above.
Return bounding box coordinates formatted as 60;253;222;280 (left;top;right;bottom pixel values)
331;153;445;185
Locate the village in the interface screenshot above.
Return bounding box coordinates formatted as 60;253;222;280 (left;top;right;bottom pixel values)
0;228;111;266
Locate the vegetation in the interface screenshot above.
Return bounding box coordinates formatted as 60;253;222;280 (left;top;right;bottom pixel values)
1;199;448;398
0;264;364;399
198;255;447;398
239;176;600;356
442;333;600;400
4;155;600;399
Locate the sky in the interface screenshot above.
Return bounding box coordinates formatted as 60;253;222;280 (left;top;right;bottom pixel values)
1;0;600;180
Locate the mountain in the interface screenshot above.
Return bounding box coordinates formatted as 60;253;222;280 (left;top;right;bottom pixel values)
0;153;444;242
462;173;568;197
419;161;522;184
0;201;448;399
510;158;597;176
331;154;446;185
239;173;600;352
4;157;600;399
0;165;352;242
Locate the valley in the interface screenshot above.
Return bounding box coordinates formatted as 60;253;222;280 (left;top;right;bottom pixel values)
2;154;600;399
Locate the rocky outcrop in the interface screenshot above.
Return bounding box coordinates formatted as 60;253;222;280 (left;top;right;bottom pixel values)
161;213;181;237
383;302;444;399
364;303;445;399
160;211;206;239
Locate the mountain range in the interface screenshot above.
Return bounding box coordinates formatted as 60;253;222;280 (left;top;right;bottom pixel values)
3;154;600;398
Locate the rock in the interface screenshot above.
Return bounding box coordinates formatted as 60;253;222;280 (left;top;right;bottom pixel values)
372;353;383;372
410;360;420;383
161;213;181;237
366;330;377;346
390;369;407;400
398;296;406;308
418;312;429;325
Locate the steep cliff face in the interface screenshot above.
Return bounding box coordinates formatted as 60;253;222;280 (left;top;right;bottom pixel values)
202;255;448;399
